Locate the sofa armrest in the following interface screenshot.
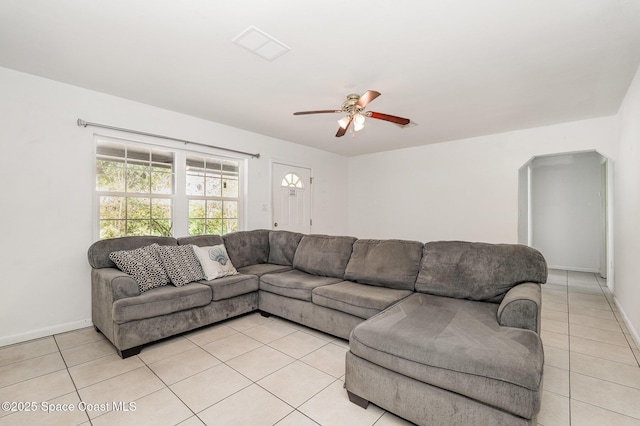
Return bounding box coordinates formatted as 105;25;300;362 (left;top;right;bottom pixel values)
497;283;541;333
91;267;140;343
92;267;140;301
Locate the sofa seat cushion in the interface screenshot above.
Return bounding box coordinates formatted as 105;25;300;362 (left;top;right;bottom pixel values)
349;293;543;419
312;281;412;319
260;269;342;301
237;263;292;277
198;273;259;301
344;239;423;291
112;283;212;324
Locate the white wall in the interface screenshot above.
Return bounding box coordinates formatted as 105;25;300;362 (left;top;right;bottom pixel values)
0;67;348;346
615;64;640;344
517;161;530;245
348;117;618;243
530;152;603;272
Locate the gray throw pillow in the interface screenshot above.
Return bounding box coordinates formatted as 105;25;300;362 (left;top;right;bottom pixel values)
109;243;170;293
156;244;206;287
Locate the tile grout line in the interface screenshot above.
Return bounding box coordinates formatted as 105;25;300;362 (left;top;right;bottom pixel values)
567;270;615;426
53;334;94;426
138;353;202;424
565;269;572;426
220;325;350;424
595;274;640;368
222;316;387;425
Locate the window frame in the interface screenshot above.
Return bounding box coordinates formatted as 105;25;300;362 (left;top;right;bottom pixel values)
95;139;175;239
185;154;241;236
93;134;246;240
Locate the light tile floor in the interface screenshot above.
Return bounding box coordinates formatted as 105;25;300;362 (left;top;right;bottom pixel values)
538;270;640;426
0;269;639;425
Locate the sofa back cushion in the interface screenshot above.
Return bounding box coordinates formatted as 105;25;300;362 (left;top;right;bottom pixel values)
293;235;357;278
268;231;304;266
177;234;224;247
344;239;424;290
88;236;178;269
416;241;547;302
222;229;270;269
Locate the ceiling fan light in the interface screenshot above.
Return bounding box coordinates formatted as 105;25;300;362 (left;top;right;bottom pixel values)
338;116;350;129
353;113;366;131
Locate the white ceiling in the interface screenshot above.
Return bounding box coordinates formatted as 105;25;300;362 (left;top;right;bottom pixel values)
2;0;640;157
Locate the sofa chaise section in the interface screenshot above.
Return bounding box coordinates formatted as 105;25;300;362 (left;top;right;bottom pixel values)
345;241;547;426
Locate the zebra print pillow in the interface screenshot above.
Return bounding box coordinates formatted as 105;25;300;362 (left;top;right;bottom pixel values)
156;245;206;287
109;243;170;293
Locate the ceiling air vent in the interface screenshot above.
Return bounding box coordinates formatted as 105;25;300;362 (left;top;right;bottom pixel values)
232;26;291;61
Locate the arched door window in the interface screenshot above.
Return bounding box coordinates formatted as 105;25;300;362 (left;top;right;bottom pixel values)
281;173;304;188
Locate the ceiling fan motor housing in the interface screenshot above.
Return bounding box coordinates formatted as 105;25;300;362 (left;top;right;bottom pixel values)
342;94;362;113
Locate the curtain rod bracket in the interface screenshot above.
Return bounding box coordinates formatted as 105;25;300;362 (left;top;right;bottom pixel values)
76;118;261;159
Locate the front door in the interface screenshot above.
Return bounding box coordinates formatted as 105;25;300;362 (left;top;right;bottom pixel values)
272;162;312;233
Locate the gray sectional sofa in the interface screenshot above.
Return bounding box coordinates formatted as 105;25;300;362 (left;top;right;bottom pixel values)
88;229;547;425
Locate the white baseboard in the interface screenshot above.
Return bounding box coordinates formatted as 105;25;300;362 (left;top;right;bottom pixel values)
613;297;640;350
0;319;93;348
547;265;599;273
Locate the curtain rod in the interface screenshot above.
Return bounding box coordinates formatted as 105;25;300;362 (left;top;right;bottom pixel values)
77;118;260;159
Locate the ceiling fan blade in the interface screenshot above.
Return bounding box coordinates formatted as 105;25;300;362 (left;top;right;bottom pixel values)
336;117;352;137
293;110;341;115
368;111;411;125
355;90;381;109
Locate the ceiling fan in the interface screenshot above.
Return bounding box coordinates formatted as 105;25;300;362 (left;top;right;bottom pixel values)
293;90;411;137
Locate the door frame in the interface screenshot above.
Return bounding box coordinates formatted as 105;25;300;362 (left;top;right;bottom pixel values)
270;159;313;232
517;150;614;288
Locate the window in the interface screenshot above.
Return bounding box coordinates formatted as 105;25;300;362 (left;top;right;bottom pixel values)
96;140;174;239
186;155;240;235
281;172;303;188
95;138;243;239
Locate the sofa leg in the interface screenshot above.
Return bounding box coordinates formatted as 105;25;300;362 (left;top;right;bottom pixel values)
118;346;142;359
347;391;369;409
94;326;101;334
259;310;271;318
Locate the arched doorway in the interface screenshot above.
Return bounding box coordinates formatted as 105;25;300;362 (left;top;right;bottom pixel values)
518;150;613;282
